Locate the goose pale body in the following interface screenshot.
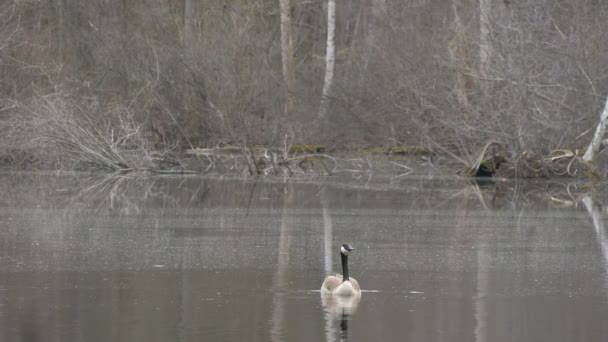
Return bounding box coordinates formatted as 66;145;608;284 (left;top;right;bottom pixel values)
321;274;360;296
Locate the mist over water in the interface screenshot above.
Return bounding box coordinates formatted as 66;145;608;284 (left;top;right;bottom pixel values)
1;173;607;341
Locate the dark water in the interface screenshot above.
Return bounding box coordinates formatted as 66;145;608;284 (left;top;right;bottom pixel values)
1;173;608;342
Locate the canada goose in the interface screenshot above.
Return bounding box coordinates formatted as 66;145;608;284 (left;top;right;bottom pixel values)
321;243;361;297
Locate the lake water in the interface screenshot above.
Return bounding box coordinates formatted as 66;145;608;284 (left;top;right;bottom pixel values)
1;173;607;341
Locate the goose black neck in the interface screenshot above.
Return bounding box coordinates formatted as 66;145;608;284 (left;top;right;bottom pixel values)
341;252;349;282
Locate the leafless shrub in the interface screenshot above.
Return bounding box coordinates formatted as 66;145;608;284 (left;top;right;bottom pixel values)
19;92;177;171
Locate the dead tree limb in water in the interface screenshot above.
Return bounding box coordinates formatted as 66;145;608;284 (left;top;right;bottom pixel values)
583;96;608;163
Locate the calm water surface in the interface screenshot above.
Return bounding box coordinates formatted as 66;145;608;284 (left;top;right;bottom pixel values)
1;173;608;341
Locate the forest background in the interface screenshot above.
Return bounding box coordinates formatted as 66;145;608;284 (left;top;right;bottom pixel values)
1;0;608;174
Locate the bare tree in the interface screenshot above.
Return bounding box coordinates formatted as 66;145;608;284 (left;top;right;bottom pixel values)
319;0;336;119
21;92;178;171
366;0;386;60
478;0;491;88
279;0;296;115
318;0;337;119
449;0;476;118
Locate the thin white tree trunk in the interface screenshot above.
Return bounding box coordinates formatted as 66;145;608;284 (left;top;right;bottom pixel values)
583;96;608;162
279;0;296;114
478;0;492;85
318;0;336;119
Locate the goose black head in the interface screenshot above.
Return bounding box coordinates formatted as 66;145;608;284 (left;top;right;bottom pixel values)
340;243;354;255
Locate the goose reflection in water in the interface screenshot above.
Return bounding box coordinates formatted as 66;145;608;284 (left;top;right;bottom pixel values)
321;291;361;341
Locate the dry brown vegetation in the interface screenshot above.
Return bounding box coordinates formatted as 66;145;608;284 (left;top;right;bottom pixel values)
1;0;608;176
